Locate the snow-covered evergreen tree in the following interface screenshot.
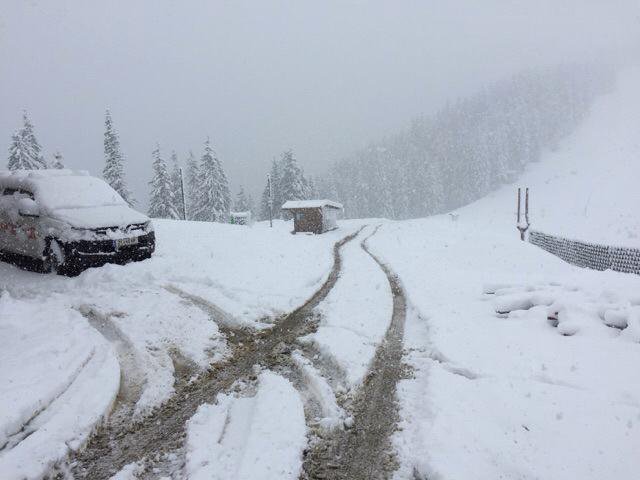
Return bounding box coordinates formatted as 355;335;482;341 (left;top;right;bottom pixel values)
51;151;65;169
184;150;199;220
7;131;28;171
259;181;272;221
259;159;281;221
191;138;231;223
103;109;135;205
278;149;308;204
307;176;319;199
234;186;253;213
319;63;614;220
169;151;185;220
7;111;47;170
148;144;179;219
213;150;231;222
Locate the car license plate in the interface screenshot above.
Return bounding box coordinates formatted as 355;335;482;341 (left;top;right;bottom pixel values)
116;237;138;249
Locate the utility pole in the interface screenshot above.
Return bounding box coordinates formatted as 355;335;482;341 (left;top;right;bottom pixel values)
268;174;273;228
179;168;187;221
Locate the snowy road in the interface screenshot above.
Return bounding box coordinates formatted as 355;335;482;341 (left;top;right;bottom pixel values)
65;224;410;479
0;220;377;479
303;226;408;479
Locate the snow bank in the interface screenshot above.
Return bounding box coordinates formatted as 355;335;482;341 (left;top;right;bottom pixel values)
185;371;307;480
76;283;227;417
0;293;119;480
301;227;393;389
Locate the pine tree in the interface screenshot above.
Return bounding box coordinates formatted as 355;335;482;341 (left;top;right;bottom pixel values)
51;151;65;169
278;149;308;205
192;138;231;223
234;186;253;213
103;109;135;205
7;131;28;171
259;159;281;220
184;150;199;220
148;144;179;219
259;181;272;221
7;111;47;170
212;150;231;222
169;151;185;220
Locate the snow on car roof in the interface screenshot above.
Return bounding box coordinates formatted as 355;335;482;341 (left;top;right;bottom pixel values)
281;199;343;210
0;169;90;187
0;169;126;211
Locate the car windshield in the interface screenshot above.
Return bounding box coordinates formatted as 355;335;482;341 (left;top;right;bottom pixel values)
35;176;126;210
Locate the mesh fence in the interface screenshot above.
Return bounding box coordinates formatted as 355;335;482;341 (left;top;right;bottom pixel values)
528;230;640;275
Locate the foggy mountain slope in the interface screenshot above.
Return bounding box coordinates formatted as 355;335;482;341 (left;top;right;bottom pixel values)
364;66;640;480
321;63;616;220
457;65;640;248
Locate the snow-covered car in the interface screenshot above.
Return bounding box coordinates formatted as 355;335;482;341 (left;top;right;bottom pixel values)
0;169;155;274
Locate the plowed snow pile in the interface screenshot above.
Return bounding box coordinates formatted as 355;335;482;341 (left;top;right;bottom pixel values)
185;371;306;480
0;294;119;480
369;67;640;479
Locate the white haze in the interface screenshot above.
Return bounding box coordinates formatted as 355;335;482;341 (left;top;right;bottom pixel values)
0;0;638;206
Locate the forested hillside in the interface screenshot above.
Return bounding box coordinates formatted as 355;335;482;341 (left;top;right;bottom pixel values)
317;63;615;219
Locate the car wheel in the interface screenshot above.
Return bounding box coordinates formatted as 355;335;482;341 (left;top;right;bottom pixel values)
43;240;64;274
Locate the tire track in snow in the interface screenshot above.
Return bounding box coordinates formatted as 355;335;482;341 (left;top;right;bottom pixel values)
68;228;364;480
302;224;408;480
0;349;96;453
77;306;146;411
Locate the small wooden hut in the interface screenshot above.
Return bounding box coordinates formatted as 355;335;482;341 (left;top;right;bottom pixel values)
281;200;343;234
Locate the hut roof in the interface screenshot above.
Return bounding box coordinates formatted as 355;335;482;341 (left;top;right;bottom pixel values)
230;211;251;218
281;199;343;210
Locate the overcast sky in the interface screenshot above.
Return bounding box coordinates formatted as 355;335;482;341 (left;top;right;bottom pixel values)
1;0;638;206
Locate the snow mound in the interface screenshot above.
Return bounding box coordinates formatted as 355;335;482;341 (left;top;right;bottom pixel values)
185;371;307;480
0;293;119;480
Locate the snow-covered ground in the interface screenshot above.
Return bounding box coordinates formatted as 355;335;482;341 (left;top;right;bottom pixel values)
368;66;640;479
0;219;360;478
185;371;306;480
0;295;119;480
301;225;393;390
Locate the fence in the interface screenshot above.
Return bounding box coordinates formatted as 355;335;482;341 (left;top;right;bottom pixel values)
528;230;640;275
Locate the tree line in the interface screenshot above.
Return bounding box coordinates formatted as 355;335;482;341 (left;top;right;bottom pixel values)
4;110;275;222
258;150;316;221
315;63;616;219
5;62;616;223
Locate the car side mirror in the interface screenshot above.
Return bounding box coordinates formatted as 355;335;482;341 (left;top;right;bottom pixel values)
18;197;40;217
